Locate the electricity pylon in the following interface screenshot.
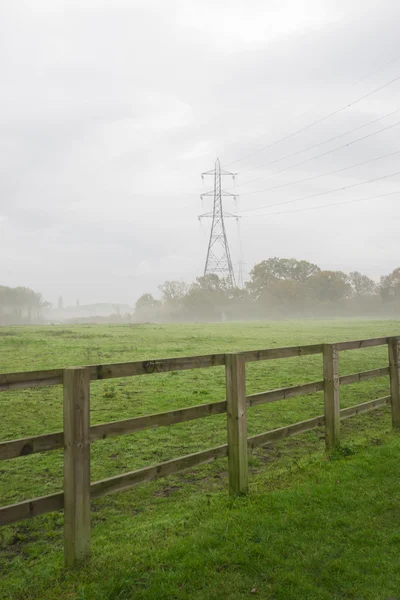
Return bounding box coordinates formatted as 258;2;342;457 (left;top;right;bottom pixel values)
199;158;238;288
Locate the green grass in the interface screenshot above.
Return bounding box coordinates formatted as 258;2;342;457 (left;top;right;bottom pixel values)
1;319;400;599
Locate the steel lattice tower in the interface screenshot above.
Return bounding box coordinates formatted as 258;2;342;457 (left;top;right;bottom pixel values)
199;158;238;288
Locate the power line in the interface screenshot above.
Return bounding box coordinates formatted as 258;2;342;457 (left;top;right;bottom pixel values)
239;169;400;214
231;107;400;182
349;53;400;88
224;73;400;168
241;190;400;219
235;118;400;196
231;148;400;197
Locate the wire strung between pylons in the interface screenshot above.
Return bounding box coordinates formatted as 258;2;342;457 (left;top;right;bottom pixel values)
241;190;400;219
223;69;400;169
230;148;400;198
238;170;400;215
227;106;400;184
230;118;400;196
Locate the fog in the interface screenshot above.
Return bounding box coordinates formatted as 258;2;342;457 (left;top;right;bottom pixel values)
2;260;400;325
1;0;400;314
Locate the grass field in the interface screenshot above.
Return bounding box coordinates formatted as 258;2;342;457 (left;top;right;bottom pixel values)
1;319;400;599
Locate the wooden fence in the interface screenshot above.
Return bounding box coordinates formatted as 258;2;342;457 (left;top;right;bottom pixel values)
1;335;399;565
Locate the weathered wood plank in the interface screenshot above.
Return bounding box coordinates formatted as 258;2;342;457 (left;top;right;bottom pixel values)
0;395;390;526
3;364;388;462
0;431;64;460
0;354;226;392
63;368;91;565
0;345;324;393
0;492;64;526
240;344;323;362
90;400;227;441
388;337;400;429
89;354;226;380
0;336;392;392
0;401;227;461
247;396;390;450
0;370;63;391
248;415;326;449
0;360;391;463
247;380;324;407
339;367;389;386
340;396;390;419
336;337;388;351
323;344;340;451
225;353;248;495
90;444;228;499
1;441;227;526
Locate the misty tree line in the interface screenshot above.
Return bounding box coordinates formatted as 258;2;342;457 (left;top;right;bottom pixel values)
0;285;50;325
135;258;400;321
3;258;400;326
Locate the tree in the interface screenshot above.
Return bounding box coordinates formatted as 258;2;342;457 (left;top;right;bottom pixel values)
192;274;229;293
183;275;229;320
247;257;320;299
348;272;377;297
0;285;50;324
380;267;400;300
228;286;251;302
158;280;189;308
58;295;63;310
135;293;160;312
307;271;352;303
134;293;161;322
265;279;304;307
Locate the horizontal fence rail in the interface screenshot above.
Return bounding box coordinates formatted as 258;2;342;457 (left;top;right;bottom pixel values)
336;337;388;351
1;335;399;566
239;343;324;362
0;337;390;393
1;365;391;463
0;354;227;392
0;367;391;462
339;366;390;385
0;395;392;527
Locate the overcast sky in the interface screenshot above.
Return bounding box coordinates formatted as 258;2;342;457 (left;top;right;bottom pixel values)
1;0;400;306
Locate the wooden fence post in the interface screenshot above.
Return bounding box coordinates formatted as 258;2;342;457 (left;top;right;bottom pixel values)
63;367;91;566
323;344;340;451
388;337;400;429
225;353;248;495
